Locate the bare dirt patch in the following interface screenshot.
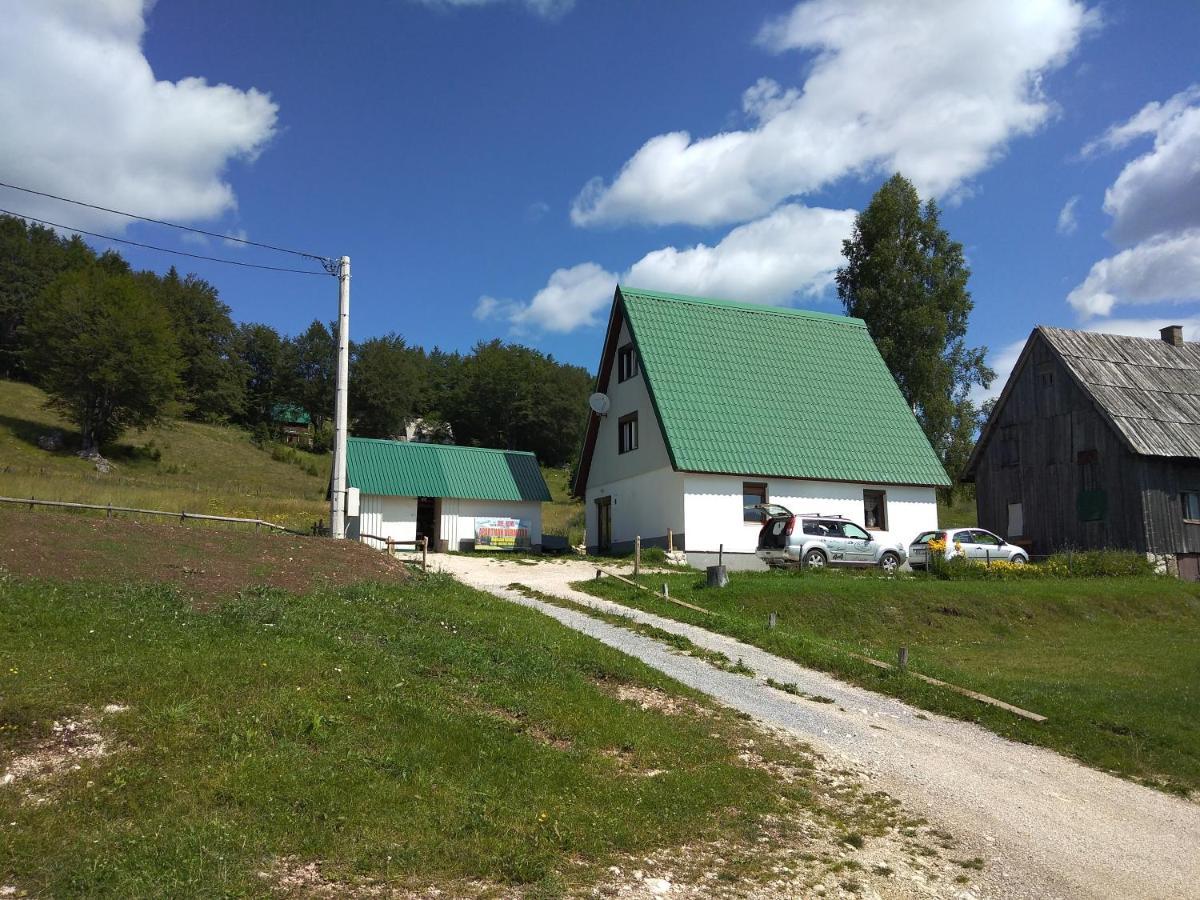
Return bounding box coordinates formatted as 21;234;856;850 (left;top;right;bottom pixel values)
261;858;511;899
0;507;406;602
610;683;712;719
1;705;126;805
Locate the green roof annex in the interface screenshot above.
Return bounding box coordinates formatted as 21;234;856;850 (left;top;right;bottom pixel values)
347;438;551;502
575;287;949;491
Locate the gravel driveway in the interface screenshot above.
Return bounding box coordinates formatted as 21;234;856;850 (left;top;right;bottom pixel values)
436;554;1200;900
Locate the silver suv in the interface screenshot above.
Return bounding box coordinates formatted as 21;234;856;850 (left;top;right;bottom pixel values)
754;505;907;575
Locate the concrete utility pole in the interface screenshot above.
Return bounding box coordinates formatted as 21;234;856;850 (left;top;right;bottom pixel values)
330;255;351;538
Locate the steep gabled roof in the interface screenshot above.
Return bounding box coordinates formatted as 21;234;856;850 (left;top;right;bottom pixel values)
964;326;1200;479
347;438;551;501
574;287;949;492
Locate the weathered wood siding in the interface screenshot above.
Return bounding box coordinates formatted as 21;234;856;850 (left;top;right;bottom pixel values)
974;334;1148;554
1138;458;1200;555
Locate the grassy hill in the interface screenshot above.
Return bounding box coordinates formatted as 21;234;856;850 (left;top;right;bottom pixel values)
0;380;330;530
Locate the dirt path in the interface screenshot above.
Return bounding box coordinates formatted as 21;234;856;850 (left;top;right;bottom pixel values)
435;554;1200;900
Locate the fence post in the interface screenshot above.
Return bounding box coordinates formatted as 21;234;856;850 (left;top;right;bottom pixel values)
718;543;724;567
667;528;674;553
985;549;990;567
387;536;394;557
634;535;641;578
898;646;909;671
106;502;112;519
662;582;669;598
768;611;777;630
421;535;428;571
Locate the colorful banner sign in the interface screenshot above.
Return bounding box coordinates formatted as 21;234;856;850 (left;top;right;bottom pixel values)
475;517;531;550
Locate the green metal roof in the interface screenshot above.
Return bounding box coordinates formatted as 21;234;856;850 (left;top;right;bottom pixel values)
271;403;311;426
618;287;950;487
346;438;552;501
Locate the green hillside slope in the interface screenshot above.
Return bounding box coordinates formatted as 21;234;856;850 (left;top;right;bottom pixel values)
0;380;330;529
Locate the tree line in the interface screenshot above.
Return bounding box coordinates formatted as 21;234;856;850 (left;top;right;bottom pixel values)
0;214;593;466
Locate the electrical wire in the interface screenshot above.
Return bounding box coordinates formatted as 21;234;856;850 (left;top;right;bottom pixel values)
0;178;333;266
0;206;331;276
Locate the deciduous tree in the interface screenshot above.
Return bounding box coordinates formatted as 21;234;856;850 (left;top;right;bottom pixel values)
836;174;993;489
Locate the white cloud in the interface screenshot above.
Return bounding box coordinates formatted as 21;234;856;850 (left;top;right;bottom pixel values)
571;0;1094;228
1068;86;1200;318
625;204;855;304
411;0;573;18
0;1;277;233
1080;84;1200;158
479;204;855;333
1057;196;1079;236
1067;230;1200;317
1099;91;1200;246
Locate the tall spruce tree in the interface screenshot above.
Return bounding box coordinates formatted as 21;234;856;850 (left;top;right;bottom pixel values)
836;174;993;490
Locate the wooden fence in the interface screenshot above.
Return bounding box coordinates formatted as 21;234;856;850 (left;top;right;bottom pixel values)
0;495;299;534
358;532;429;571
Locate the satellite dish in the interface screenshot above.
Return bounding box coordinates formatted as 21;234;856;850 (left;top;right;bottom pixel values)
588;392;611;416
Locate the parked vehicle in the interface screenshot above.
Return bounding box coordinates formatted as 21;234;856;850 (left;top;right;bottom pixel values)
754;505;907;574
908;527;1029;569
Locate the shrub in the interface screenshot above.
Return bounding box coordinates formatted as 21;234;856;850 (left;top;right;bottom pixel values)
1045;549;1155;578
925;549;1155;580
640;546;668;565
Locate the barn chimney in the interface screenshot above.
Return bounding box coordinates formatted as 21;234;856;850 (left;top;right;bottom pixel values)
1160;325;1183;347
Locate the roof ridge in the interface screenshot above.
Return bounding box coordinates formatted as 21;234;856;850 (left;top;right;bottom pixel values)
347;436;538;457
621;286;866;327
1038;324;1199;349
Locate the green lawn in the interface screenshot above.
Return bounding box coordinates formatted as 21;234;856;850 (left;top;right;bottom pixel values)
576;569;1200;796
0;380;329;530
0;569;899;896
540;465;585;546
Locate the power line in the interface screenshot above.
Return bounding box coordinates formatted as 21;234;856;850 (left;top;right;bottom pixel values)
0;207;331;277
0;178;332;266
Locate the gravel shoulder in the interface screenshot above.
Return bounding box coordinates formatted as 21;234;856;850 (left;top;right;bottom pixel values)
435;554;1200;900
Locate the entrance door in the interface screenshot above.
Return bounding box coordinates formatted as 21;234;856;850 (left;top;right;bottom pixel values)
595;497;612;553
416;497;438;551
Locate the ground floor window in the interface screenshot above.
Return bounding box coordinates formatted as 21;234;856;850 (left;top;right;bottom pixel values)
863;489;887;530
1007;501;1024;538
743;482;767;522
1183;491;1200;523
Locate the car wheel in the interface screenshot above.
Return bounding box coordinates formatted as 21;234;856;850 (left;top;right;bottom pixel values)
879;552;900;575
1010;554;1027;565
803;549;828;569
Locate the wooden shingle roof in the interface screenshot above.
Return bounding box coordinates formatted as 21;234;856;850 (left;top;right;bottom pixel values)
1038;327;1200;458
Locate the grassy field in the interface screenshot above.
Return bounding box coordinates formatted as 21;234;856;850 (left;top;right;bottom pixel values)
577;569;1200;797
540;466;585;546
0;380;330;530
0;514;949;897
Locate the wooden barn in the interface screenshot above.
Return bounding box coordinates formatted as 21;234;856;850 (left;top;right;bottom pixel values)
964;325;1200;579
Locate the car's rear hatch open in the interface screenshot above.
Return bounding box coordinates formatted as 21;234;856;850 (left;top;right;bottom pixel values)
754;503;794;550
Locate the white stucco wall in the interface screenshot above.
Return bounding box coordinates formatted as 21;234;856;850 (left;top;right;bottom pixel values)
682;474;939;554
585;464;685;551
351;496;542;551
353;494;418;549
587;320;672;486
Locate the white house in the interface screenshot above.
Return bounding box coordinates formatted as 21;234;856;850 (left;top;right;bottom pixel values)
574;287;949;568
345;437;550;552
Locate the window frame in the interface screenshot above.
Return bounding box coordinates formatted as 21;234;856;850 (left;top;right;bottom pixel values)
617;412;638;454
742;482;768;524
1183;491;1200;524
617;344;638;383
862;489;888;531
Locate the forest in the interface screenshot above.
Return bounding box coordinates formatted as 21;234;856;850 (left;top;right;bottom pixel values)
0;214;594;467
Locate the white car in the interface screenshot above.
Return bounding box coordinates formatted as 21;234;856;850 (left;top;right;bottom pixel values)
908;527;1029;569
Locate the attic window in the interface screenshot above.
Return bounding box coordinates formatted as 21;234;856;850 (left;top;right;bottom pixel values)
617;344;638;382
1036;362;1054;388
618;412;638;454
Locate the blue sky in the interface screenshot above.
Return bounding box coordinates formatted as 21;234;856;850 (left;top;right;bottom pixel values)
3;0;1200;394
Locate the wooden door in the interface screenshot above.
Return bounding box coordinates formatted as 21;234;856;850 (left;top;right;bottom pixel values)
595;497;612;553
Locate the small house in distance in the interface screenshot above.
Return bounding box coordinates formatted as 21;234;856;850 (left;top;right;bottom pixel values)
345;437;551;552
964;325;1200;580
573;287;949;568
271;403;312;448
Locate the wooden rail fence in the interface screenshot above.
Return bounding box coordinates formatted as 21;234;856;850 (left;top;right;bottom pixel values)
0;495;298;534
358;533;429;571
